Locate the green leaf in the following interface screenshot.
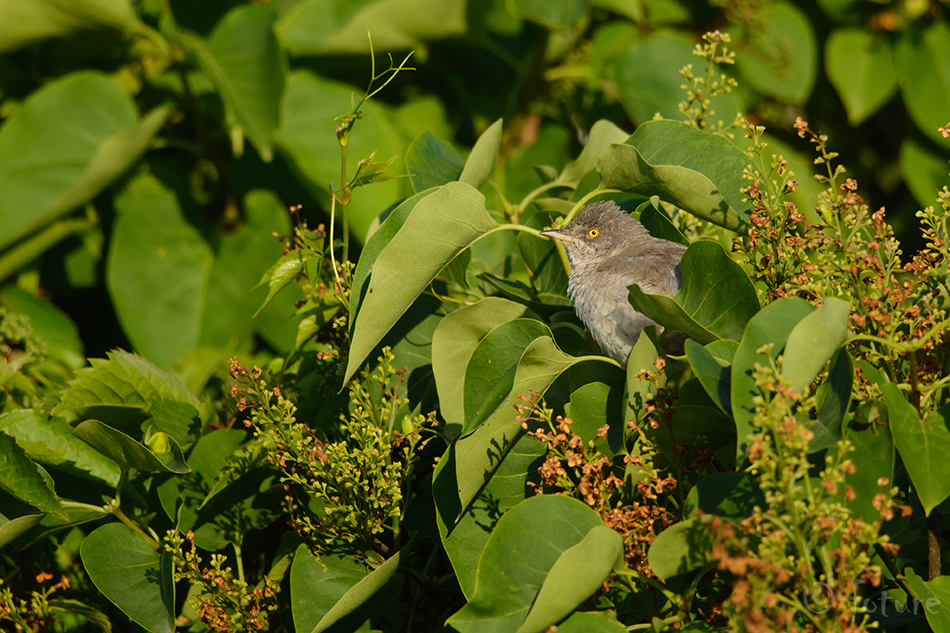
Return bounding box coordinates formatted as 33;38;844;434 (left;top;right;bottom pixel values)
825;29;898;125
345;182;497;383
54;350;200;416
106;169;213;370
0;431;68;520
350;190;433;325
843;422;894;524
0;73;168;250
73;420;190;474
648;517;713;579
599;121;750;231
434;432;546;599
447;496;619;633
463;319;553;435
0;287;84;368
516;526;623;633
904;568;950;633
683;473;764;519
509;0;588;30
406;130;465;193
189;5;285;161
432;297;534;437
615;33;739;125
684;339;734;416
781;297;850;395
0;410;120;487
0;0;143;53
1;500;110;550
202;189;292;343
731;1;816;103
459;118;503;189
896;21;950;145
309;546;404;633
81;523;175;633
566;381;625;458
290;545;368;633
809;348;852;454
883;384;950;516
628;240;759;344
555;612;627;633
557;120;629;186
453;337;620;515
731;297;815;462
638;200;690;246
252;250;317;317
277;0;466;56
900;134;950;210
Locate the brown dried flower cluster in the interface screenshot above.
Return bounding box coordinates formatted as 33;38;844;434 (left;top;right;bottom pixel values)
516;393;677;574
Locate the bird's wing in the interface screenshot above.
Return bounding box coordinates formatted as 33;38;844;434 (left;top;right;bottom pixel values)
597;253;683;297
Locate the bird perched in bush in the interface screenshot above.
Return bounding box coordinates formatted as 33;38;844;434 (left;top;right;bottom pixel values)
540;200;688;363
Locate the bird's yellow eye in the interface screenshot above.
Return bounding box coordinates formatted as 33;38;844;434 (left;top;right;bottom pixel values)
588;228;599;238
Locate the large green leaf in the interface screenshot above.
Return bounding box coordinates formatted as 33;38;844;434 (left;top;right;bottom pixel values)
0;410;120;486
106;169;213;370
0;499;109;550
683;473;765;519
843;422;894;524
509;0;588;30
730;298;815;462
883;384;950;516
825;29;898;125
290;546;368;633
72;420;190;474
277;0;466;55
447;495;622;633
900;134;950;210
307;546;404;633
53;350;199;416
406;130;464;193
628;240;759;344
0;73;168;250
81;523;175;633
809;348;852;454
200;190;292;348
463;319;553;435
434;432;546;599
345;182;497;383
431;297;534;436
904;569;950;633
0;431;68;520
0;0;143;53
648;518;713;579
453;337;620;515
188;5;285;161
459;118;503;189
615;32;740;126
555;612;627;633
599;121;750;231
781;296;850;395
684;338;736;416
730;1;816;103
896;21;950;145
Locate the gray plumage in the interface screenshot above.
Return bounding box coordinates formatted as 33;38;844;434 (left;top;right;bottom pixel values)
540;200;688;363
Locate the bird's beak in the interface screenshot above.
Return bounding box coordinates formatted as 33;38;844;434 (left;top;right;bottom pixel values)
540;228;576;243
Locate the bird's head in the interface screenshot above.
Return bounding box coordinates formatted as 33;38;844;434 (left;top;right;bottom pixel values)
539;200;648;266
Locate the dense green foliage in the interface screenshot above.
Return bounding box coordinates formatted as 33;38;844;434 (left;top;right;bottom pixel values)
1;1;950;632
